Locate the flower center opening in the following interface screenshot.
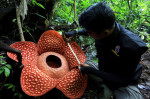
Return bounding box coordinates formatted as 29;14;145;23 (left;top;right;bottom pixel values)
46;55;62;68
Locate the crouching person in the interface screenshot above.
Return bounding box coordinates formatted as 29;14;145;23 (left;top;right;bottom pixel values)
65;2;148;99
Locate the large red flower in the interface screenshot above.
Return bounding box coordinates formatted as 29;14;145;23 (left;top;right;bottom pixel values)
7;30;87;98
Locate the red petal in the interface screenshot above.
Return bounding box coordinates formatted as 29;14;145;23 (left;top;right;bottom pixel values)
64;42;87;69
56;68;88;99
21;63;58;96
7;41;38;66
37;30;65;55
37;52;69;79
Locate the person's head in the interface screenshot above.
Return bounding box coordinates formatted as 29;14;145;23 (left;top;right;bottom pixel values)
79;2;116;40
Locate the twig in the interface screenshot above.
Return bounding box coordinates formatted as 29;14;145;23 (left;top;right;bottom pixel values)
74;0;76;20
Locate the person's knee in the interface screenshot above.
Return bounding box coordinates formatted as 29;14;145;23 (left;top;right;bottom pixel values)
114;85;143;99
88;74;103;84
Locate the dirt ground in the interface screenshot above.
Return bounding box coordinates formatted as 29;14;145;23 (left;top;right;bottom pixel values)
139;50;150;99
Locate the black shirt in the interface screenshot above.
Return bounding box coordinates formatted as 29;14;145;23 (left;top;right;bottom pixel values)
80;22;148;89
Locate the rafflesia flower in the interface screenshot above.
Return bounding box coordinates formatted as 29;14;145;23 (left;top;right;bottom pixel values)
7;30;87;99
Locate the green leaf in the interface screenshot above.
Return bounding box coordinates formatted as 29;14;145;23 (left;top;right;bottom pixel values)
6;64;12;69
0;65;5;69
4;67;10;77
32;0;36;5
14;93;23;99
12;86;15;92
4;83;15;91
12;19;17;22
36;3;45;9
4;83;11;87
0;69;4;74
7;84;14;89
34;13;46;19
32;0;45;9
92;59;98;63
0;56;5;58
14;93;18;96
0;60;7;65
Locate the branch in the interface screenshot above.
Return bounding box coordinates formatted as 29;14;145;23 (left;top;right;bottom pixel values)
47;21;78;31
127;0;131;10
74;0;76;20
16;5;25;41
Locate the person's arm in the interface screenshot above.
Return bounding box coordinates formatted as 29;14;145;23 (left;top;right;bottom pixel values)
0;41;20;54
65;28;88;37
80;48;147;89
80;66;130;88
0;41;23;66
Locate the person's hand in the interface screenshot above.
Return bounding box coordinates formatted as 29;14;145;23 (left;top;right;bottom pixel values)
65;31;76;38
64;31;77;42
16;51;24;68
78;63;89;70
64;35;73;42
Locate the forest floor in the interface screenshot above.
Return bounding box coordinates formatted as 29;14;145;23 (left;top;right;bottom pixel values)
139;50;150;99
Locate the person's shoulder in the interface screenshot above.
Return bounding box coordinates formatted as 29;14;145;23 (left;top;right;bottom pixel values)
117;23;148;54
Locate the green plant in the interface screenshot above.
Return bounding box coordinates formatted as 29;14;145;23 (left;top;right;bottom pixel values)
0;55;12;91
31;0;45;9
0;55;23;98
4;83;15;92
0;56;12;77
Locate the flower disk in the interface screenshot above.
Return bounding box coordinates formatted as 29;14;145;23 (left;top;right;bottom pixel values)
37;52;69;79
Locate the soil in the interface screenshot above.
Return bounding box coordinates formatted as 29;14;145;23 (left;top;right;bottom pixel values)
139;50;150;99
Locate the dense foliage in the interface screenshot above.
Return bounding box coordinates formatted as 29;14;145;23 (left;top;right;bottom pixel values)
53;0;150;48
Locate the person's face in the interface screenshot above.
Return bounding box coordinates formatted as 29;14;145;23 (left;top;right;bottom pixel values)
87;30;110;40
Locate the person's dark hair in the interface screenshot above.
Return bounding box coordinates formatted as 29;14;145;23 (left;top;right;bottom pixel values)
79;2;115;33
